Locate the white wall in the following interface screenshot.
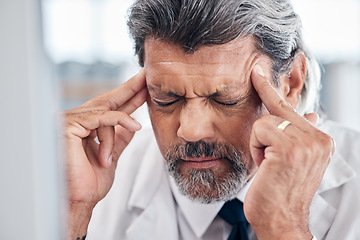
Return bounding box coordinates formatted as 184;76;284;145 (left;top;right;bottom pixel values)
0;0;64;239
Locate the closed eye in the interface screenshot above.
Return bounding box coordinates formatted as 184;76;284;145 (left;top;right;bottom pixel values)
212;99;239;106
153;99;180;107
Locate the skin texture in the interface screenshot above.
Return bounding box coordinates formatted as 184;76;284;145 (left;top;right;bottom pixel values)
64;37;334;239
145;38;264;192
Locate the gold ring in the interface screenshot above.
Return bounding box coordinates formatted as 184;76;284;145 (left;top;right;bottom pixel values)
277;120;291;132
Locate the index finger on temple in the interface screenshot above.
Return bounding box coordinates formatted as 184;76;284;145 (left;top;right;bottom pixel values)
251;64;298;120
107;68;146;110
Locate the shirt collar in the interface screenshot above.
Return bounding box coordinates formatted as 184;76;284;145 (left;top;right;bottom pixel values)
169;175;255;238
317;150;356;193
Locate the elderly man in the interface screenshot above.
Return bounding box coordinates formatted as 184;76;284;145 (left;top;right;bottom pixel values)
65;0;360;239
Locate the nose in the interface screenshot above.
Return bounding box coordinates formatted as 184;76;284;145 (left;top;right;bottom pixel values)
177;100;216;142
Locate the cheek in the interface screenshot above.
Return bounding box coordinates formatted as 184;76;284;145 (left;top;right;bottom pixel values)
216;117;260;173
147;100;180;156
217;113;253;146
215;95;265;156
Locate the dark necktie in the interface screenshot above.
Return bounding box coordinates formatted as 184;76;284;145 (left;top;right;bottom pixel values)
218;199;249;240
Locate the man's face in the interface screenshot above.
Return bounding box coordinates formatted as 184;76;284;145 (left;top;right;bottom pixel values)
144;38;271;203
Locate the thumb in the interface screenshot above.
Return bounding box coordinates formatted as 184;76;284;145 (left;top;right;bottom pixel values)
304;113;319;127
112;125;136;162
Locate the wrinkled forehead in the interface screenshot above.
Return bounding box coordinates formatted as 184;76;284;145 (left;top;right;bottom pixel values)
144;37;259;66
143;37;267;97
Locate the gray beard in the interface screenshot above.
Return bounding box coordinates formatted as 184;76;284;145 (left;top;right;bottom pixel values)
165;141;249;204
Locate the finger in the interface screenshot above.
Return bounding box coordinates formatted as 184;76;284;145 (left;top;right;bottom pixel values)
83;138;100;165
250;117;288;166
97;126;115;168
88;129;97;139
81;130;97;149
251;65;310;130
250;115;309;166
117;87;148;114
112;125;136;162
107;68;146;110
81;110;141;131
66;110;142;140
304;113;319;127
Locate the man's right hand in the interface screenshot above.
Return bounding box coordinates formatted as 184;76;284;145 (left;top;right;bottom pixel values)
62;69;147;239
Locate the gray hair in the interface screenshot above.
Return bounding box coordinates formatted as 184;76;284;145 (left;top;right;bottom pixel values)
128;0;321;115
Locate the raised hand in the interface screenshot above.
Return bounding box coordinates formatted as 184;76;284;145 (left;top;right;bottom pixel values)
63;69;147;239
245;65;335;240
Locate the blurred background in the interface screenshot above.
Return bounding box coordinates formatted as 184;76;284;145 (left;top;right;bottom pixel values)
1;0;359;239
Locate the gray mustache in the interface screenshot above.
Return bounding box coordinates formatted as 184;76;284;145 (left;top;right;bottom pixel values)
166;140;240;161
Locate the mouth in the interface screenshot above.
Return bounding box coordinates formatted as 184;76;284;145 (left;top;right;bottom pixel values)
181;157;223;169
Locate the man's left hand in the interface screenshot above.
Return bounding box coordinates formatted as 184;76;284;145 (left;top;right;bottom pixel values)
245;65;335;240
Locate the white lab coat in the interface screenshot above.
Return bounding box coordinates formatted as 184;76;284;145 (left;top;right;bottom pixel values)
87;120;360;240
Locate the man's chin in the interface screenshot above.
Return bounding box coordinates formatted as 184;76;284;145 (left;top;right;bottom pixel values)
170;167;248;204
163;140;250;204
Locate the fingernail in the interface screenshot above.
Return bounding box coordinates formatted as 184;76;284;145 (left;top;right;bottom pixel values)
254;65;265;77
132;118;142;129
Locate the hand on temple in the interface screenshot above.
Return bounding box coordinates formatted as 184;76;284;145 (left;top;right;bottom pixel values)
62;69;147;239
245;65;335;240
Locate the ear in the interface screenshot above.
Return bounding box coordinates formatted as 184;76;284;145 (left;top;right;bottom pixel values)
278;52;306;109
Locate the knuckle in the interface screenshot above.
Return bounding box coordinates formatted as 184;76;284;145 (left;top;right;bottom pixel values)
97;112;111;125
320;133;335;156
252;117;269;132
277;99;295;112
305;134;322;153
251;119;262;130
252;115;280;134
64;127;73;138
308;131;334;162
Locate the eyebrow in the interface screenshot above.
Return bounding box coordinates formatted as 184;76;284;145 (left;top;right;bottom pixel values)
147;84;242;99
147;85;184;98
